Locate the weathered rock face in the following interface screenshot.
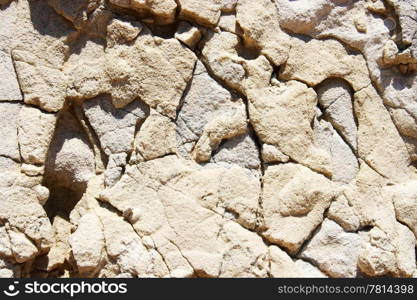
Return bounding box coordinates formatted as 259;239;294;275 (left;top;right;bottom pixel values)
0;0;416;278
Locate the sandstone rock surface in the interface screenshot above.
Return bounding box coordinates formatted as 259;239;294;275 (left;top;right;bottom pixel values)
0;0;416;279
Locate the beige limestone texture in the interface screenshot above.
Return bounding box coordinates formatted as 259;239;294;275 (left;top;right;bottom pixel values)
0;0;416;279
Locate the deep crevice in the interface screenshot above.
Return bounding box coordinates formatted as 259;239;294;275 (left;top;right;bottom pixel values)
175;61;197;122
43;100;94;220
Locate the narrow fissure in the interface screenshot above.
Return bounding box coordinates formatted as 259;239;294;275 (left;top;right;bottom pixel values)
43;100;94;220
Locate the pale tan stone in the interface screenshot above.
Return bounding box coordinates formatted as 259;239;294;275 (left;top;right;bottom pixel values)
45;119;96;187
97;206;152;277
64;39;110;101
36;216;72;271
269;246;302;278
0;103;21;161
192;103;246;162
0;226;12;257
21;164;44;177
0;185;54;253
178;162;261;229
218;14;237;33
358;223;416;277
175;22;202;48
69;213;105;275
0;49;22;101
300;219;361;278
389;107;417;162
8;227;39;263
219;221;268;277
135;110;177;161
248;81;332;176
261;144;290;164
107;18;143;48
328;194;361;232
47;0;101;29
66;31;196;118
84;95;148;156
294;260;327;278
10;0;73;112
262;163;335;254
221;0;237;12
2;0;417;279
269;246;327;278
178;0;222;27
280;38;371;91
33;185;50;206
385;181;417;237
98;155;267;277
132;0;177;24
354;85;413;181
236;0;291;66
202;31;273;95
18;106;56;165
106;33;197;117
13;59;67;112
